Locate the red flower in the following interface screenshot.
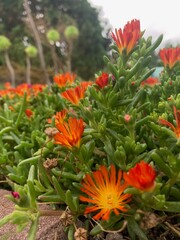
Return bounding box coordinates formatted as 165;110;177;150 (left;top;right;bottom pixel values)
111;19;141;55
54;72;76;88
123;160;156;192
53;117;84;149
95;72;109;88
159;47;180;69
141;77;160;87
25;109;33;118
80;165;131;221
159;106;180;139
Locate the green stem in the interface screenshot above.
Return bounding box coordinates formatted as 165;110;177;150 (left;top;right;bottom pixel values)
15;92;27;128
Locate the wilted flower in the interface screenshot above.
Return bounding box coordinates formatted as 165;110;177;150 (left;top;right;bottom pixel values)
159;47;180;69
74;227;87;240
45;127;59;138
54;117;84;148
111;19;141;55
80;165;131;221
60;210;74;227
123;160;156;192
159;106;180;139
43;158;58;170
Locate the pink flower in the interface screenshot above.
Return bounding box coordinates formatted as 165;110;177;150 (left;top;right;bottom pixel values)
11;191;20;199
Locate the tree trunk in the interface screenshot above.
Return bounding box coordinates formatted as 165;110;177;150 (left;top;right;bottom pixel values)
66;41;73;73
26;55;31;85
23;0;50;85
50;44;59;74
4;51;15;87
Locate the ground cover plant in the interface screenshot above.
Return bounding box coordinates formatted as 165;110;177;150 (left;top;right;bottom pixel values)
0;19;180;240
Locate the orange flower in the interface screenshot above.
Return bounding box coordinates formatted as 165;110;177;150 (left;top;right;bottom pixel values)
80;81;93;90
9;106;15;111
61;85;86;105
111;19;141;55
141;77;160;87
53;117;84;148
123;160;156;192
47;109;67;124
54;110;67;123
4;82;11;89
80;165;131;221
95;72;109;88
0;83;46;98
159;106;180;139
54;72;76;88
25;109;33;118
159;47;180;69
48;109;67;124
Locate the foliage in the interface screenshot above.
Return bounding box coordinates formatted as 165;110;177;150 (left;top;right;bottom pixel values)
25;45;38;58
64;25;79;41
46;28;60;43
0;35;11;52
0;19;180;240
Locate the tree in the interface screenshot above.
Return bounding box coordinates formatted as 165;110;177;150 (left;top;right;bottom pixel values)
23;0;50;85
25;45;38;85
25;0;111;79
64;25;79;72
0;35;15;87
46;28;60;74
48;0;111;79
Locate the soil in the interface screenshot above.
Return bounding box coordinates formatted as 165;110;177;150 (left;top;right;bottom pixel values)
0;189;67;240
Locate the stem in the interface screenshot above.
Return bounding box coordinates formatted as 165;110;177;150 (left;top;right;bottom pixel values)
15;92;27;128
26;55;31;85
50;44;59;74
4;51;15;87
67;40;73;72
162;173;179;194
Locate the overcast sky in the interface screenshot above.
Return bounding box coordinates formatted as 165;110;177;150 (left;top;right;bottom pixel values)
88;0;180;45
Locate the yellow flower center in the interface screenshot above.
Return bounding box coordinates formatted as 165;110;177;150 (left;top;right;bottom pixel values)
99;189;119;209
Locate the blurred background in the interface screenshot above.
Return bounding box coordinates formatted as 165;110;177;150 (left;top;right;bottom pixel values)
0;0;179;85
